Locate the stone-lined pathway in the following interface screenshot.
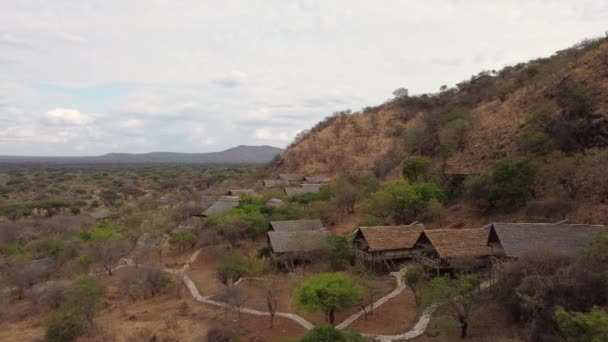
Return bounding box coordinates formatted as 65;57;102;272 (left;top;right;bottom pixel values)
112;248;487;341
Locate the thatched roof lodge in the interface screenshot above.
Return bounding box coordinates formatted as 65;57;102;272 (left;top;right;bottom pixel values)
304;176;331;184
279;173;305;182
228;189;258;197
353;224;424;271
201;196;239;216
268;230;329;269
414;228;492;273
485;222;607;259
263;179;290;188
87;207;113;220
284;184;323;199
268;219;324;232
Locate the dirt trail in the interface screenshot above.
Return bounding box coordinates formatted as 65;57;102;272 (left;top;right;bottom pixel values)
176;249;451;341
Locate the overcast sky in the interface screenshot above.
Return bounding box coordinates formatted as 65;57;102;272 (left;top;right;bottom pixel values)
1;1;607;156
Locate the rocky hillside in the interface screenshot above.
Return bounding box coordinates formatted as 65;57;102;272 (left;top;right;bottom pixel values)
277;38;608;176
275;36;608;225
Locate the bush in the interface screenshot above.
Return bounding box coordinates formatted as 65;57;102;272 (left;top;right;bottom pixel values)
168;230;196;252
402;157;430;182
490;159;537;209
216;252;262;286
521;130;552;155
300;325;365;342
364;180;445;224
555;307;608;342
45;307;86;342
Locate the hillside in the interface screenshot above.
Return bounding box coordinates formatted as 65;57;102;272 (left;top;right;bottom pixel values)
275;36;608;225
0;145;283;165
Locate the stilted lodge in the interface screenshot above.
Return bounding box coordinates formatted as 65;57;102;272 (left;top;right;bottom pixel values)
263;179;290;188
304;176;331;184
353;224;424;271
284;184;322;199
228;189;258;197
268;219;324;232
267;230;329;270
279;174;305;182
201;196;239;217
485;222;607;260
413;228;493;275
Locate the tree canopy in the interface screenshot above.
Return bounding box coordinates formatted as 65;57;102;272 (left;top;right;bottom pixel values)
295;272;364;325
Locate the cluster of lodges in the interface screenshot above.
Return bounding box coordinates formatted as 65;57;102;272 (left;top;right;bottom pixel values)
263;173;330;199
354;222;607;273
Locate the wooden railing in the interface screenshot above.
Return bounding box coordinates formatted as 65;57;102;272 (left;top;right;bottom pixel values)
413;254;440;268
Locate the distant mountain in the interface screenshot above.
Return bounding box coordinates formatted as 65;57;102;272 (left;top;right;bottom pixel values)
0;145;283;165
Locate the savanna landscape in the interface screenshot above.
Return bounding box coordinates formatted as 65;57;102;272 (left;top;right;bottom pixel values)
2;2;608;342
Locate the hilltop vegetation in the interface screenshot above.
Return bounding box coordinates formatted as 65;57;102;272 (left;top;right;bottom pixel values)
275;34;608;226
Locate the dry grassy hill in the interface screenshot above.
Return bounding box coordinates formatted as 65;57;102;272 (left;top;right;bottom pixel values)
275;37;608;226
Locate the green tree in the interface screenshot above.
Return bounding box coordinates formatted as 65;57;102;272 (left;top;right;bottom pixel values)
326;235;352;271
64;275;105;325
216;252;262;286
422;274;482;339
44;307;86;342
296;273;364;325
402;157;430;182
168;230;197;252
555;307;608;342
490;159;537;209
365;180;444;224
403;265;426;307
300;325;365;342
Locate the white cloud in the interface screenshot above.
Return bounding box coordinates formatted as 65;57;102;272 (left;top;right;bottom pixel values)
254;128;291;141
46;108;94;126
1;1;608;155
120;119;142;129
212;70;249;88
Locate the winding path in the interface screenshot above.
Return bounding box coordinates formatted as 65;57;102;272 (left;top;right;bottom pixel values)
115;248;489;341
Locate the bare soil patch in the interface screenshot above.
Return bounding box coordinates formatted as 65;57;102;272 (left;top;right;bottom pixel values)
185;245;225;296
212;271;396;327
413;302;522;342
348;290;417;335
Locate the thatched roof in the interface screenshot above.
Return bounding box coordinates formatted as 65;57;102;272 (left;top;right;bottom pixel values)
487;222;607;258
420;228;492;259
263;180;290;188
304;176;331;184
200;195;218;210
279;174;304;181
229;189;258;197
202;196;240;216
355;224;425;252
268;230;328;253
284;184;322;198
87;207;113;220
269;219;323;232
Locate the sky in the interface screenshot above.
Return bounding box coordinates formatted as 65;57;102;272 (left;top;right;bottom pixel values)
1;1;607;156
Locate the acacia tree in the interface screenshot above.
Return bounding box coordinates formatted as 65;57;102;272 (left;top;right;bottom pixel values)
403;265;426;307
91;238;130;276
422;273;482;338
295;273;364;325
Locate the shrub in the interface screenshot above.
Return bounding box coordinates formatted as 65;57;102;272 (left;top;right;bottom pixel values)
521;130;552;155
364;180;444;224
168;230;196;252
216;252;262;286
490;159;537;210
300;325;365;342
402;157;430;182
44;307;86;342
64;275;105;325
554;307;608;342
